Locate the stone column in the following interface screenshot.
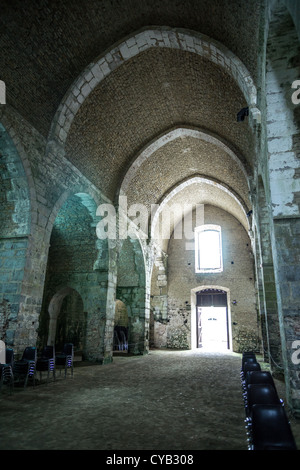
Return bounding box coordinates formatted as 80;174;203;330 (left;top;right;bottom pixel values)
102;240;118;363
254;182;283;372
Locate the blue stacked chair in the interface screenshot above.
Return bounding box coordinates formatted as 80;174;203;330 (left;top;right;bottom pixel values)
13;346;37;388
36;345;56;383
55;343;74;378
0;348;14;394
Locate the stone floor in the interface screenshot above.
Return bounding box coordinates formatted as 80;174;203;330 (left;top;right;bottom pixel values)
0;348;299;452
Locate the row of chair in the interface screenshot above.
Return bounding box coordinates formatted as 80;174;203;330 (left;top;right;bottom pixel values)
241;351;297;450
0;343;74;393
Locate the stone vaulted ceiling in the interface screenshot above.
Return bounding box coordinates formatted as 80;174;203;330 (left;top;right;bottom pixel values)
65;48;254;201
0;0;263;249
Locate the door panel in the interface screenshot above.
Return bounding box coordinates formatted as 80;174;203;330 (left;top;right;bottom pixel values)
197;307;202;347
196;289;229;349
200;306;228;348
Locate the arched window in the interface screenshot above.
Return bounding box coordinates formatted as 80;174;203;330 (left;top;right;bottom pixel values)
195;225;223;273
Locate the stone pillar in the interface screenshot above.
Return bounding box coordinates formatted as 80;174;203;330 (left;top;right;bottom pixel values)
261;263;282;371
0;236;29;346
13;230;50;355
83;283;107;362
254;180;283;372
102;240;118;363
150;248;168;348
133;240;148;354
253;232;269;360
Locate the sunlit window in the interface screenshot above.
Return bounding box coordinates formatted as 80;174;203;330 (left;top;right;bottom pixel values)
195;225;223;273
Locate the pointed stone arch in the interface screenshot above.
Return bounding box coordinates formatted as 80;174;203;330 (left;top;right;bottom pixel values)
39;189;108;360
47;26;259;153
150;175;250;248
46;286;85;349
113;299;129;352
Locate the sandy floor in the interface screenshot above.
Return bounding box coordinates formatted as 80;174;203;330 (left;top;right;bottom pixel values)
0;348;299;452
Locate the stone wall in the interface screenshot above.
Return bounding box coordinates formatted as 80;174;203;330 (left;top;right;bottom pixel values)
0;238;28;345
0;119;32;346
0;105;111;357
272;218;300;407
153;205;259;352
0;124;30;238
266;4;300;218
263;0;300;415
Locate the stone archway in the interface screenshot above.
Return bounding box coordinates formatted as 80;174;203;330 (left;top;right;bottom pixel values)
39;191;108;361
119;127;250;200
113;299;129;352
48;27;259;153
47;286;85;351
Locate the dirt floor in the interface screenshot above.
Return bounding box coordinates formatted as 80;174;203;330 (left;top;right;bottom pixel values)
0;348;299;453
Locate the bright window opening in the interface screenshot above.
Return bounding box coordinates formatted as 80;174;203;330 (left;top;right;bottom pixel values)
195;225;223;273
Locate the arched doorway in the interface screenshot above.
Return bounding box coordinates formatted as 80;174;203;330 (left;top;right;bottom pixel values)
46;286;85;351
38;191;105;360
191;286;232;351
113;299;129;353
